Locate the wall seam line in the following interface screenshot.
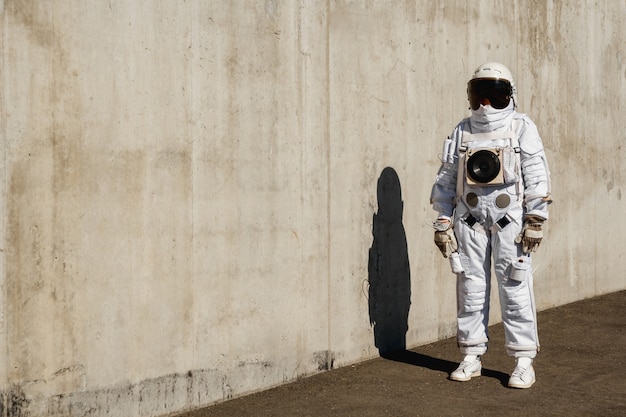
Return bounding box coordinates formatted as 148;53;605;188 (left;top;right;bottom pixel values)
325;0;332;370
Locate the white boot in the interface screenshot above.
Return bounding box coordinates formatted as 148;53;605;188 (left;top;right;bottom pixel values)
450;355;482;382
508;357;536;388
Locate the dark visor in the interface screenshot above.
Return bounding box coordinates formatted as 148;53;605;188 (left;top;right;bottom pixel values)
467;79;512;110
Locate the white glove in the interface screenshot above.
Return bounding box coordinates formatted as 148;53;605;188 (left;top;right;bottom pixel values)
433;219;457;258
516;217;544;254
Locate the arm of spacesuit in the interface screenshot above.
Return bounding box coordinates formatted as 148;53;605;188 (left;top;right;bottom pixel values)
516;118;552;253
522;152;551;220
431;163;457;218
430;129;462;258
430;128;461;219
518;119;552;220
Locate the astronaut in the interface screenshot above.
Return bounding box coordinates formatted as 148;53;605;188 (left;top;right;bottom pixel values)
430;62;551;389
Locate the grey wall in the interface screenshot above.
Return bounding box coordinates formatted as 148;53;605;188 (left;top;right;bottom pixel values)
1;1;625;416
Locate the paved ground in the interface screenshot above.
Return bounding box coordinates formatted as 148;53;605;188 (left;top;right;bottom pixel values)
176;290;625;417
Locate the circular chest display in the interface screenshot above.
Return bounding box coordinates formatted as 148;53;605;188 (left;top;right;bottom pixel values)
467;150;501;183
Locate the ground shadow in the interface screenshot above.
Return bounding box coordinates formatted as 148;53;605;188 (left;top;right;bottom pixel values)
384;350;510;386
368;167;411;356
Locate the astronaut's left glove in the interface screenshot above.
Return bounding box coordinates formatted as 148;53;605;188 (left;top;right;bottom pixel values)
433;218;457;258
516;216;545;253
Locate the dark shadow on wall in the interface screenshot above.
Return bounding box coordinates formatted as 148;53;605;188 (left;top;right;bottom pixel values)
368;167;411;357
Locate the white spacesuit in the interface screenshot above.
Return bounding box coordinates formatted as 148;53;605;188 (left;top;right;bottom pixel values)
430;62;551;388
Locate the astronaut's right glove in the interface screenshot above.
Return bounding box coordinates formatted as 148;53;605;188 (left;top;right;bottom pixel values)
516;216;545;253
433;218;457;258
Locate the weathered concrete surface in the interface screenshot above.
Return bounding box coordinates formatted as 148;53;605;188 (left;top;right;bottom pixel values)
0;1;624;416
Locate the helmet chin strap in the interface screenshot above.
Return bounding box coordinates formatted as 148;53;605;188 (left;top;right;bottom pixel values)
470;101;515;132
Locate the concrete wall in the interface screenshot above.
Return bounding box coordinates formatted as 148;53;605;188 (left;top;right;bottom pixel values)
1;1;624;416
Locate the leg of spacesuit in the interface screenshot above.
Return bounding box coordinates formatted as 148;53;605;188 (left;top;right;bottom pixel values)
454;219;491;356
492;219;539;358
